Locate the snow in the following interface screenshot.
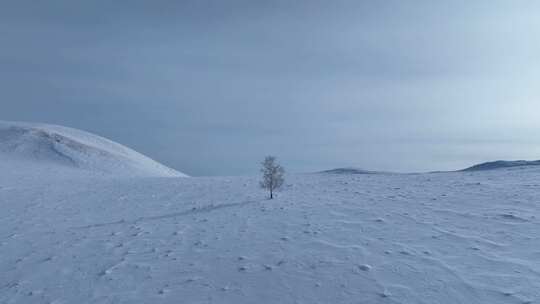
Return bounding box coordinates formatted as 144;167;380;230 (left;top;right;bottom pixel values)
2;122;540;303
0;120;186;177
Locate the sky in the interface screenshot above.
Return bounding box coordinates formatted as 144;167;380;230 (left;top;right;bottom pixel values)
1;0;540;176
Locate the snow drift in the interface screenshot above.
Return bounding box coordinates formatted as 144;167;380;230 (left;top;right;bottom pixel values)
0;120;187;177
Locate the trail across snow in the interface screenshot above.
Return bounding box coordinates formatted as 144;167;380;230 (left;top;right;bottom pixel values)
2;165;540;303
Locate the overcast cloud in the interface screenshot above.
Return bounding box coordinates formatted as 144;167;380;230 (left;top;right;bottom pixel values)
1;0;539;175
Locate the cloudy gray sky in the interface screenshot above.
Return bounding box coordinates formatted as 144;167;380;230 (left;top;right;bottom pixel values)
1;0;539;176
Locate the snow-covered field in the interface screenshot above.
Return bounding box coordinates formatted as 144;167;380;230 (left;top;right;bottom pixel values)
2;122;540;303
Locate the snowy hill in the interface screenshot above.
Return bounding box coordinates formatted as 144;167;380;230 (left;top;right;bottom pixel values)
462;160;540;171
0;120;186;177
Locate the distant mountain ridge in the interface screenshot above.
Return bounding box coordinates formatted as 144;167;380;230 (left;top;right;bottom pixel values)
322;160;540;175
462;160;540;171
318;167;382;175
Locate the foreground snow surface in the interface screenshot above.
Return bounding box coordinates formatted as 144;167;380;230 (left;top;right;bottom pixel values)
2;168;540;303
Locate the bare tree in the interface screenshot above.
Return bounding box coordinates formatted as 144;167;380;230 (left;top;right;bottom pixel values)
260;156;285;199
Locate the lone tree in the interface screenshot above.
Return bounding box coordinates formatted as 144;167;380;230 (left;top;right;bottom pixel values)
260;156;285;199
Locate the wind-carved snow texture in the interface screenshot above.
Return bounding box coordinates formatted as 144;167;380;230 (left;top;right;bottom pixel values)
2;122;540;303
2;167;540;303
0;120;186;177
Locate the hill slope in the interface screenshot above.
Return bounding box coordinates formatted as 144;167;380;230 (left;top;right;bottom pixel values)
0;120;186;177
